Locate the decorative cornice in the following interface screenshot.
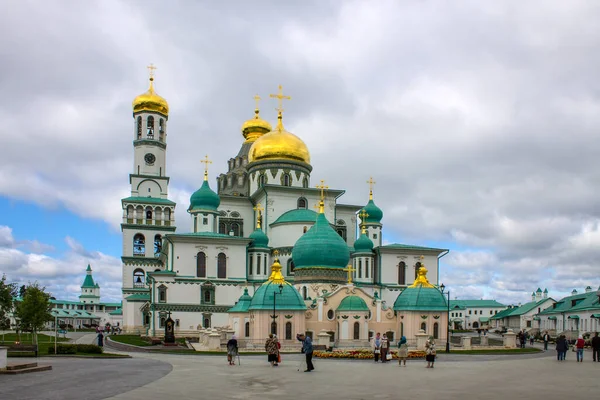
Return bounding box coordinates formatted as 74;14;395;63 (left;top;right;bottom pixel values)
133;139;167;149
121;257;164;266
121;224;177;232
153;303;233;313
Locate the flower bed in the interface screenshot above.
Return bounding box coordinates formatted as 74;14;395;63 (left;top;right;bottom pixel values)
314;349;426;359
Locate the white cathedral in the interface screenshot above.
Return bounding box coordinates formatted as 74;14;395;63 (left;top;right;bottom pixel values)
121;70;449;341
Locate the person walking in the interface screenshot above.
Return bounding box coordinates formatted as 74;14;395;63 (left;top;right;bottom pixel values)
555;335;568;361
372;332;382;362
274;335;282;365
297;333;314;372
397;336;408;367
543;331;550;351
529;333;534;346
227;335;238;365
97;331;104;348
425;337;436;368
265;334;279;366
575;335;585;362
381;334;390;363
592;332;600;362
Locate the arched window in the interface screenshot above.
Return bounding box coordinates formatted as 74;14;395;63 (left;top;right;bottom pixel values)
365;259;369;278
231;223;240;237
257;254;262;275
159;118;165;141
400;322;404;337
133;268;145;287
285;322;292;340
327;309;334;320
133;234;145;256
398;261;406;285
297;198;307;209
136;116;142;140
420;322;426;332
415;262;422;280
282;173;291;186
271;322;277;335
303;226;308;233
204;318;210;328
433;323;439;339
358;259;362;278
160;317;166;328
164;208;171;224
154;234;162;257
302;286;308;300
245;321;250;337
158;285;167;302
258;174;266;187
218;222;227;235
353;322;360;340
249;255;253;275
196;252;206;278
204;290;211;303
217;253;227;279
302;177;308;188
147;116;154;138
146;209;152;220
288;258;295;274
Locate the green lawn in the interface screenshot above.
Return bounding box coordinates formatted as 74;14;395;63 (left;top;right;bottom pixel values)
109;335;153;346
1;333;71;356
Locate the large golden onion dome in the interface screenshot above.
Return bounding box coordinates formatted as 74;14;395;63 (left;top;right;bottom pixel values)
248;115;310;164
241;99;272;142
132;75;169;116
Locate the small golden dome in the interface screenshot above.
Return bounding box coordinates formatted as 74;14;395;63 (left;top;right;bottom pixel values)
241;108;272;143
248;116;310;164
132;77;169;116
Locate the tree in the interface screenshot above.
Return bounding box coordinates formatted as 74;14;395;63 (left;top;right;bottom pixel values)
0;275;17;333
14;283;52;345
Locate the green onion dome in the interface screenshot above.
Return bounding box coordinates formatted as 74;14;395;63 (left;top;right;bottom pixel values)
249;228;269;248
188;179;220;212
337;295;369;312
248;257;306;311
353;231;374;253
292;210;350;270
228;287;253;313
393;266;447;311
361;199;383;224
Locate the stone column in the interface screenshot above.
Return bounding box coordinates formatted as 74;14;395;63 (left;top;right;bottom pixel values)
317;298;324;322
317;330;331;347
503;329;517;348
376;299;382;322
461;336;472;350
415;330;428;350
480;335;489;347
208;332;222;350
0;347;7;370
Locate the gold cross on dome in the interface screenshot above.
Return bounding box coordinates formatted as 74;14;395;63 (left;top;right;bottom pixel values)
200;155;212;180
270;85;291;115
253;94;261;111
253;203;264;229
343;264;356;284
367;176;376;199
358;209;369;222
147;63;157;79
315;180;329;201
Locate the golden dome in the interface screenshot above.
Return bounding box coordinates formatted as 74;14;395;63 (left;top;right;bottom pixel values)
241;108;272;143
248;116;310;164
132;77;169;116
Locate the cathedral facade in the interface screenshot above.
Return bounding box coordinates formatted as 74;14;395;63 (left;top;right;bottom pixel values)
121;71;449;345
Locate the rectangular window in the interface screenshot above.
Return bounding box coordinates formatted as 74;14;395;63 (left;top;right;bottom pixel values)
203;218;208;225
175;319;180;327
373;234;378;239
469;310;472;315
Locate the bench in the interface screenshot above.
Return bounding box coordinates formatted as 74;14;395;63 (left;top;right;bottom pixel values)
5;344;38;357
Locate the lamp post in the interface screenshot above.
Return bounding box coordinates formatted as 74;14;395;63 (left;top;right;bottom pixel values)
440;283;450;353
270;284;284;336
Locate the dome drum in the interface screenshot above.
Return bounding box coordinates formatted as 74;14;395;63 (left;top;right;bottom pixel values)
247;159;312;175
293;267;346;284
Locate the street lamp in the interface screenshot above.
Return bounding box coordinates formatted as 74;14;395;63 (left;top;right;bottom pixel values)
270;283;284;336
440;283;450;353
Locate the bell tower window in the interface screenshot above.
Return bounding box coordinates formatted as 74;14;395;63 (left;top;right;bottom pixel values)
159;118;165;141
154;234;162;257
282;173;291;186
133;234;145;256
147;116;154;139
136;116;142;140
133;268;145;288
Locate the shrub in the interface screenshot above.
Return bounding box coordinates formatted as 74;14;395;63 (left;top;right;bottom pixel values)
76;344;103;354
47;344;103;354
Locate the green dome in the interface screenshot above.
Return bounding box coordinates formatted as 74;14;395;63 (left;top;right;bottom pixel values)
229;287;253;313
353;232;374;253
393;266;447;311
271;209;317;225
292;212;350;269
361;199;383;224
189;180;220;211
337;295;369;312
249;228;269;248
248;281;306;311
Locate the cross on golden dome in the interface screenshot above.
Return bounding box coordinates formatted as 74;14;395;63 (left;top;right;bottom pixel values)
201;155;212;181
367;177;376;200
270;85;291;130
253;203;264;229
147;63;157;80
253;94;261;110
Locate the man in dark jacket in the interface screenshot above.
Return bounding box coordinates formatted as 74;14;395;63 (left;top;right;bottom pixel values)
543;331;550;351
592;332;600;362
297;333;314;372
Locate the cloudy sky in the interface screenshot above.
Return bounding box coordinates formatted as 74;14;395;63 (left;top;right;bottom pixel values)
1;0;599;304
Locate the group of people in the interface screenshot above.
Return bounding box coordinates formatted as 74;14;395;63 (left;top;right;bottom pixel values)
555;332;600;362
371;332;436;368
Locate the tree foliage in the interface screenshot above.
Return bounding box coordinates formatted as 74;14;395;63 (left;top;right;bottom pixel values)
0;274;17;330
14;282;52;344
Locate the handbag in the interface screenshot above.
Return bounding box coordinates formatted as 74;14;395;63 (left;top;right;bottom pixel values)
374;348;380;354
386;353;392;360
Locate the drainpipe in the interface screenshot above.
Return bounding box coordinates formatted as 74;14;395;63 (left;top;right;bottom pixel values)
151;277;156;337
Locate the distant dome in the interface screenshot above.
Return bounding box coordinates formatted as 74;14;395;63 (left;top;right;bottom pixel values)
393;266;447;311
249;228;269;248
248;116;310;165
337;296;369;312
189;180;220;212
241;107;272;143
248;257;305;311
361;199;383;224
353;232;374;253
132;77;169;116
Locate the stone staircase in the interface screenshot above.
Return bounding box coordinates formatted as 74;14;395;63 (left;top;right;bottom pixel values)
0;362;52;375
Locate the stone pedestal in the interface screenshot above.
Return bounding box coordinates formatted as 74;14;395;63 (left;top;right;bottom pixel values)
0;347;7;370
503;329;517;348
415;330;429;350
317;330;331;347
480;335;488;346
225;329;236;341
208;332;222;350
461;336;472;350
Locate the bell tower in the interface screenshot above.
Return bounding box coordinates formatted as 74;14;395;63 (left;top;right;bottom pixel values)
121;65;177;333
